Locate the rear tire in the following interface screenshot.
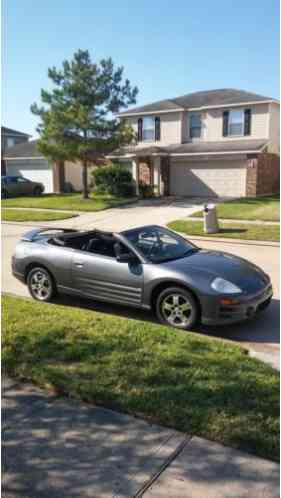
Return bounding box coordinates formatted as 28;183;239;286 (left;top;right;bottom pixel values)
27;267;56;302
156;286;199;330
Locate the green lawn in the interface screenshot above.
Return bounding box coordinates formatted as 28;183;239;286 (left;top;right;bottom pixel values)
2;209;76;222
2;193;137;212
192;195;280;222
3;295;279;462
168;219;280;242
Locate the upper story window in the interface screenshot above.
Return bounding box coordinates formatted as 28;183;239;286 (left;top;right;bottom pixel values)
228;110;244;136
7;137;15;148
223;109;251;137
137;116;161;142
189;113;202;139
143;116;155;141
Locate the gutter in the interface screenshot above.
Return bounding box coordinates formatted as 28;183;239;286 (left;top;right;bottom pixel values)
107;145;269;160
4;156;45;160
117;108;185;118
117;100;279;118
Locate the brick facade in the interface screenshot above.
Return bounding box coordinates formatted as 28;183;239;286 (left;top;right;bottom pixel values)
138;158;153;185
246;153;280;196
53;160;65;193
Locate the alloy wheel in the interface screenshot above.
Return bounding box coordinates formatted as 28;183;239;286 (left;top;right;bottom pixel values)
30;270;52;301
161;293;192;327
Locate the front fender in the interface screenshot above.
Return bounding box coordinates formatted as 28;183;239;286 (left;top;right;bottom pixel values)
142;264;209;308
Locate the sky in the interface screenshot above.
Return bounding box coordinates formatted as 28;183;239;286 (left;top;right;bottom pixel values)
1;0;280;138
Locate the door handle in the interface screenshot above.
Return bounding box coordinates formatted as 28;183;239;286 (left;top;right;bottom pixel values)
74;262;84;268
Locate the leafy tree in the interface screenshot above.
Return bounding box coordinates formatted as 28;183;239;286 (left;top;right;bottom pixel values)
31;49;138;198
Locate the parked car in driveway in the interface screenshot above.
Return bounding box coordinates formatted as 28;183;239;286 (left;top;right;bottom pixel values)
12;225;273;329
1;176;44;197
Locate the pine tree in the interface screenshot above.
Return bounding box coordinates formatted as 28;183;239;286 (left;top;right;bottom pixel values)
31;49;138;198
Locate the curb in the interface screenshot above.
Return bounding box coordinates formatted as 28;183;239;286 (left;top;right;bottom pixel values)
187;216;280;226
177;233;280;247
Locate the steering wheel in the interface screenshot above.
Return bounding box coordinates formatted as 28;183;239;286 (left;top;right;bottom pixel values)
146;231;163;258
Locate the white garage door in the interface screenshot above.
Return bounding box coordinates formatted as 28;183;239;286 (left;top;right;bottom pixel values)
170;160;247;197
6;159;53;193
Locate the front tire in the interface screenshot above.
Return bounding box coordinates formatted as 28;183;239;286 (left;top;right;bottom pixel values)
27;267;56;302
33;186;42;196
156;286;199;330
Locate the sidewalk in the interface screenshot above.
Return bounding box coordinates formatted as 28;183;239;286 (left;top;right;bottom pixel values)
3;376;279;498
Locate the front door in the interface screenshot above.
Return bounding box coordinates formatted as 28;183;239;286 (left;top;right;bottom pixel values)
71;249;144;307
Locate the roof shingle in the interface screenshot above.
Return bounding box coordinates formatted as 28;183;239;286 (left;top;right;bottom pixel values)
1;126;30;137
109;139;268;157
118;89;278;116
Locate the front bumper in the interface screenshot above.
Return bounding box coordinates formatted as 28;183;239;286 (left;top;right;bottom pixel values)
201;283;273;325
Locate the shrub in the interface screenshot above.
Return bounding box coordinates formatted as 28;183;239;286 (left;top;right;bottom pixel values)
139;183;155;198
92;164;135;196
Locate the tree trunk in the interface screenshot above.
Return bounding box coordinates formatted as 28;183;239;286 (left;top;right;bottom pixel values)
82;160;89;199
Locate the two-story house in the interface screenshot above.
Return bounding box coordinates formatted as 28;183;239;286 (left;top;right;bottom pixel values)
110;89;280;198
1;126;30;174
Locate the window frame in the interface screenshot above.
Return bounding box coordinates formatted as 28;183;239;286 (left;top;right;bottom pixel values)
142;116;155;142
228;109;244;137
189;112;202;140
7;137;15;148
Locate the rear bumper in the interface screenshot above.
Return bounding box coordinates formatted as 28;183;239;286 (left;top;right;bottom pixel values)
12;256;25;283
12;269;25;283
201;284;273;325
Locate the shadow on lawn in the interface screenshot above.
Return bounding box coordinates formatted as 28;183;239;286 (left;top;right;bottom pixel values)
55;294;280;346
218;227;247;234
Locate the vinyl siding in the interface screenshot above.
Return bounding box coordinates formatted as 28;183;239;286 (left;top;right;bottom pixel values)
64;161;97;191
126;112;183;147
268;103;280;154
184;104;270;142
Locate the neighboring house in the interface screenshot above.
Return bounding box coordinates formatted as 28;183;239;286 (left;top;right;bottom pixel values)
3;139;99;193
110;89;280;197
1;126;30;174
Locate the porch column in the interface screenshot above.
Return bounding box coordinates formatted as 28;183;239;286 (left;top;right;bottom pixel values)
153;156;161;196
132;158;139;196
53;160;65;193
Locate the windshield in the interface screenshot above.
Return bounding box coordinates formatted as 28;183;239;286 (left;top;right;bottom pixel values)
122;226;197;263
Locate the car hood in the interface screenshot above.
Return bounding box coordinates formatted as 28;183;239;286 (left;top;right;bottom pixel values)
162;249;269;293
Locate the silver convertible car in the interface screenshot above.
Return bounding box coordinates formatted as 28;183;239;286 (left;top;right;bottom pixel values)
12;225;273;329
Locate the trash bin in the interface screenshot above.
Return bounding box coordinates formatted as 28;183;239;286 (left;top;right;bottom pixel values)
203;203;219;234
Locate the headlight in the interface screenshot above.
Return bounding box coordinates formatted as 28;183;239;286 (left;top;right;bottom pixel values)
211;277;242;294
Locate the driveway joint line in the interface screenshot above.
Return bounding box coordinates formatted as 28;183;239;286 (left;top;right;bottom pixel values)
132;435;191;498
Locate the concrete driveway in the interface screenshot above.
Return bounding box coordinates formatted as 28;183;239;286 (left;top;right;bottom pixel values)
2;198;279;368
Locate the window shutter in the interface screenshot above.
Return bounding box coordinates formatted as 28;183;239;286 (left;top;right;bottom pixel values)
155;117;161;141
244;109;251;136
137;118;143;141
222;111;229;137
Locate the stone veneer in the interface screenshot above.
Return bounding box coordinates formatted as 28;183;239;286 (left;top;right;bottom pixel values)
246;153;280;196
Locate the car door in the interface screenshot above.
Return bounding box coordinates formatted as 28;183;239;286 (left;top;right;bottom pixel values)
71;241;144;307
16;177;32;195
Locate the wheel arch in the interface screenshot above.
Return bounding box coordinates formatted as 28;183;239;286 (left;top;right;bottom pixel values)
150;280;202;317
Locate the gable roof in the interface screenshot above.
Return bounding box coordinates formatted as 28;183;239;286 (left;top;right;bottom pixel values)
2;126;31;137
118;89;279;116
4;139;43;159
